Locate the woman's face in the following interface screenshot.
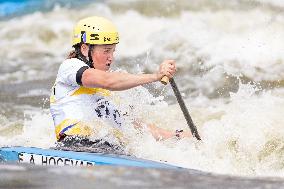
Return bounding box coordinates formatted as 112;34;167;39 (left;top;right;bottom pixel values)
91;44;116;71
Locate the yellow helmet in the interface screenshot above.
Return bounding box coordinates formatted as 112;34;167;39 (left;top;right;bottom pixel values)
72;16;119;46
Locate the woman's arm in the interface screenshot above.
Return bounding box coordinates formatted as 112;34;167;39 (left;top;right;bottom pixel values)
81;59;176;91
82;70;160;90
147;123;192;140
134;120;191;140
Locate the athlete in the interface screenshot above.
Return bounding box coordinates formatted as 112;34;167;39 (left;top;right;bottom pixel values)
50;16;191;145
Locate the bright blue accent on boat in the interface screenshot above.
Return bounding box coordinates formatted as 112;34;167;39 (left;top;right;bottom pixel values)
0;150;18;162
0;147;180;169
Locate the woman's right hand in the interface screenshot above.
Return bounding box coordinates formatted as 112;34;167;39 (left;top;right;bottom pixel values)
157;59;177;80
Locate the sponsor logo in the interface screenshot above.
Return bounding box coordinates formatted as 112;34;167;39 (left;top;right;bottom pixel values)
104;37;111;42
90;33;99;40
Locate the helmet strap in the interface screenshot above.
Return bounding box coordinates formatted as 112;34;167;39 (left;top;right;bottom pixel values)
87;45;95;68
74;44;94;68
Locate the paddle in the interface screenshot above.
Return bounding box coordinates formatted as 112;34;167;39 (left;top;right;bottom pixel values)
161;76;201;140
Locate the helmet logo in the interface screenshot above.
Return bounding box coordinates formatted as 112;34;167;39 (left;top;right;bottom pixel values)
81;31;87;43
104;37;111;42
90;33;99;41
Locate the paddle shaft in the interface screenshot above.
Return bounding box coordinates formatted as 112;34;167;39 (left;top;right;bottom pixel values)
164;77;201;140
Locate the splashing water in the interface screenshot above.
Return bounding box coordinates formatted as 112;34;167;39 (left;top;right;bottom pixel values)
1;82;284;177
0;0;284;178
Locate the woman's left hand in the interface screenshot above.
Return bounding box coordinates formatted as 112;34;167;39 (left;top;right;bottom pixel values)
175;130;192;138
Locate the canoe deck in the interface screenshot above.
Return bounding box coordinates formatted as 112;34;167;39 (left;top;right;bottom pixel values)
0;147;179;169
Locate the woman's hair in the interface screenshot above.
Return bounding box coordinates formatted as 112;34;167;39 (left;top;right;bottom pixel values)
67;44;81;59
66;43;95;68
66;43;95;59
67;50;77;59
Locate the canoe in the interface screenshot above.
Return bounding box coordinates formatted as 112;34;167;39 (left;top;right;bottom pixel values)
0;147;180;169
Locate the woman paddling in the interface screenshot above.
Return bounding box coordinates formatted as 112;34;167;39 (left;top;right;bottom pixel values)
50;16;191;151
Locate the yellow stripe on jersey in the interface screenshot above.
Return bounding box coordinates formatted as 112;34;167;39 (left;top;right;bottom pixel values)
50;95;55;104
71;87;111;97
55;119;92;140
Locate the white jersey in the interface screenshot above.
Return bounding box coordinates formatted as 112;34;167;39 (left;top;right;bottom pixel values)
50;58;123;140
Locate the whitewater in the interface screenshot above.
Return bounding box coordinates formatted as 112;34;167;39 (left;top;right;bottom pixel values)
0;0;284;180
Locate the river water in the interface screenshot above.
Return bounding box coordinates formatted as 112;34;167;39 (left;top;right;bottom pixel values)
0;0;284;187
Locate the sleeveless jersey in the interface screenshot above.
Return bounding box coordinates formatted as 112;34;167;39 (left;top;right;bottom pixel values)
50;58;123;140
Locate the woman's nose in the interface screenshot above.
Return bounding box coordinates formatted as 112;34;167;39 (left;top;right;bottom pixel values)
108;53;114;61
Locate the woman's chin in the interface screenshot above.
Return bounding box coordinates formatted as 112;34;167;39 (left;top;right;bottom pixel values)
105;67;110;71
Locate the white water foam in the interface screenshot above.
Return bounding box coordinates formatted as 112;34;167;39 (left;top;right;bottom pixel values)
1;82;284;177
1;0;284;178
0;108;56;149
0;2;283;87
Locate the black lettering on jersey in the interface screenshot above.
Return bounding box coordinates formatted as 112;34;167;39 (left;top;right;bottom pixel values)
95;108;102;118
105;107;110;116
95;100;111;118
113;109;118;119
113;110;122;126
95;99;122;126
